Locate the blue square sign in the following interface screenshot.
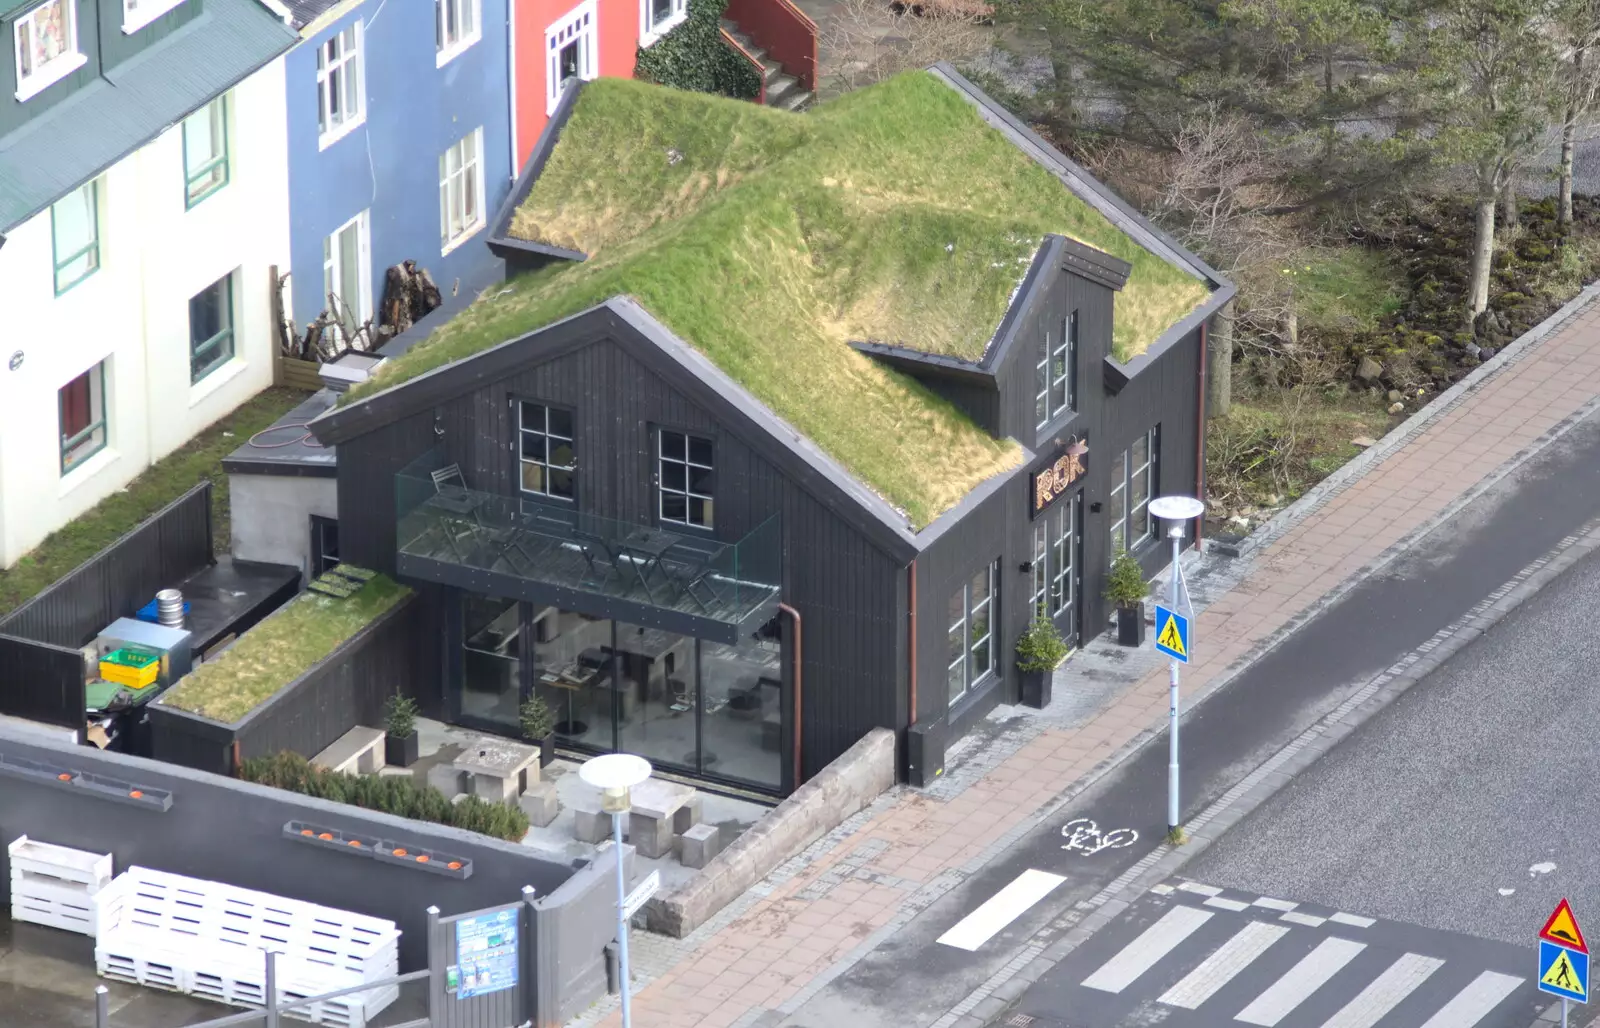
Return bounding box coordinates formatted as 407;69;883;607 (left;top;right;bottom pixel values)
1154;604;1190;664
1540;940;1589;1003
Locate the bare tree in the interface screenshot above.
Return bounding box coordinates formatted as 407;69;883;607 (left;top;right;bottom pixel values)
819;0;989;93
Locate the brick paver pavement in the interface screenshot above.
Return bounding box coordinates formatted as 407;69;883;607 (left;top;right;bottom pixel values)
581;289;1600;1028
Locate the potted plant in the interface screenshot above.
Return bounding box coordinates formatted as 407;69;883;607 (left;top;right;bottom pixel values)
383;693;420;767
519;694;556;767
1015;610;1071;708
1106;549;1148;647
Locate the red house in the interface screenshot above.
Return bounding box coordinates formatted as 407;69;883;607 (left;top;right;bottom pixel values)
511;0;818;166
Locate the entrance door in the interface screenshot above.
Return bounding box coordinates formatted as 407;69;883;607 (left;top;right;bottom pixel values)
1046;491;1083;648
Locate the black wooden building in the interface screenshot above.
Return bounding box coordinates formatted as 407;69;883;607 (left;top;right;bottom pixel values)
307;67;1234;797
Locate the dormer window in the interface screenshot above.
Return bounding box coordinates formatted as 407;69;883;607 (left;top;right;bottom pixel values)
13;0;86;102
1035;309;1079;430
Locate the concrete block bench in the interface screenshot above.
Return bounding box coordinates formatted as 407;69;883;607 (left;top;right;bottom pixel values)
311;727;387;776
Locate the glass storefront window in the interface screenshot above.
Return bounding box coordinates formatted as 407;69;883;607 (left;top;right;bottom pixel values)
615;621;699;771
701;635;783;790
460;594;523;733
527;608;614;750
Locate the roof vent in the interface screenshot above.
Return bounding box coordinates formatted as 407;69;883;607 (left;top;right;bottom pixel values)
318;350;387;394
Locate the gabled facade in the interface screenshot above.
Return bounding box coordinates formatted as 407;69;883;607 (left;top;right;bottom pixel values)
0;0;297;570
510;0;634;169
283;0;513;342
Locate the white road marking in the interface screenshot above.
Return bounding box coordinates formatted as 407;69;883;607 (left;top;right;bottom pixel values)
1252;897;1299;912
1205;897;1252;912
936;870;1066;952
1158;921;1289;1009
1416;971;1526;1028
1234;937;1367;1025
1328;912;1376;928
1281;911;1328;927
1320;953;1445;1028
1082;906;1214;993
1150;884;1175;896
1179;883;1224;897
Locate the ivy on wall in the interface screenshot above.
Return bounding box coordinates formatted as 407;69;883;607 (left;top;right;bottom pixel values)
634;0;762;102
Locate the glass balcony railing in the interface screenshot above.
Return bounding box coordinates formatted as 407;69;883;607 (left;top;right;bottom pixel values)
395;448;781;640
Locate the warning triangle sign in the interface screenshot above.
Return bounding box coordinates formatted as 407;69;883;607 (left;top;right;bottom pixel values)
1543;899;1589;953
1543;948;1587;999
1157;615;1187;659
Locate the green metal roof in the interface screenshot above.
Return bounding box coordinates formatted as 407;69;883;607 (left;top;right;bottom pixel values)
0;0;296;233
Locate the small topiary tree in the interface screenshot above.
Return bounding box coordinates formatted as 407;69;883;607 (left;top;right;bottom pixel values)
519;694;554;742
1105;549;1148;609
1016;611;1070;672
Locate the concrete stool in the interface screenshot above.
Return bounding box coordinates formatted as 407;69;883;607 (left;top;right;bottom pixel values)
679;823;721;870
427;765;466;797
519;781;560;828
574;805;610;844
629;811;675;859
672;795;704;835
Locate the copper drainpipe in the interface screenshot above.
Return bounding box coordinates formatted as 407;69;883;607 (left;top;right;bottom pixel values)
1196;320;1209;546
779;603;803;786
907;561;918;727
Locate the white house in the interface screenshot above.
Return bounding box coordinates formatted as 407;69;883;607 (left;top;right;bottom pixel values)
0;0;298;570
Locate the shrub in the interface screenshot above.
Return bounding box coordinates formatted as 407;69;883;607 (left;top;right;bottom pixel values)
633;0;761;102
519;694;554;741
384;693;419;737
239;750;529;842
1016;611;1071;672
1105;550;1148;608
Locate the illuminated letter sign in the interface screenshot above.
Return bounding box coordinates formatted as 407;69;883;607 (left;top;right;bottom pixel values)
1031;445;1087;518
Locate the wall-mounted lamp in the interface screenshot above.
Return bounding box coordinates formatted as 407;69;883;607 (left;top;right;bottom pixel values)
1018;560;1034;574
1090;502;1103;514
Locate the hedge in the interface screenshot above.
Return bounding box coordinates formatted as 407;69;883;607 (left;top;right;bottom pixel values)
634;0;761;101
241;751;530;843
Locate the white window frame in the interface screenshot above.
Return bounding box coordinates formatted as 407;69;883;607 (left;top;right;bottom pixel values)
517;401;577;502
438;127;486;253
121;0;186;35
639;0;686;47
948;559;998;708
13;0;87;102
1035;309;1078;431
435;0;482;67
545;0;597;115
658;429;714;530
322;209;371;346
1109;427;1158;555
316;20;365;149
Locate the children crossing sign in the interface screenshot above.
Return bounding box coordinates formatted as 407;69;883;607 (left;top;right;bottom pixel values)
1539;899;1590;1006
1154;604;1190;664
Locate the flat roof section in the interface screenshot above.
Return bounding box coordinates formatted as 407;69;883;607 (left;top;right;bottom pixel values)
222;391;339;478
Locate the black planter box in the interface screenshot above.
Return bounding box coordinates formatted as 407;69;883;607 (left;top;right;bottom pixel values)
385;730;419;768
538;734;555;767
1019;667;1052;709
1116;603;1146;647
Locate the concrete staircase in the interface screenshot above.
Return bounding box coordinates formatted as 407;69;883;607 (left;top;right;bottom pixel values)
722;20;815;110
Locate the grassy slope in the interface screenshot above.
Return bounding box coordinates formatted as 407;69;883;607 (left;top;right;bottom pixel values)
352;74;1210;526
159;574;410;724
0;387;308;616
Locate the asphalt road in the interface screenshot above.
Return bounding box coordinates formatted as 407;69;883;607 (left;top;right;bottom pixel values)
1188;531;1600;950
779;407;1600;1028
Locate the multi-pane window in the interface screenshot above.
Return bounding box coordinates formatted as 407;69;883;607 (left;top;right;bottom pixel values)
183;96;229;208
316;23;364;144
641;0;686;44
51;179;100;295
518;402;576;501
59;361;107;474
435;0;479;62
189;272;235;383
1109;427;1158;554
546;0;596;113
14;0;81;100
1031;501;1076;623
323;210;369;343
948;560;998;707
659;430;714;530
1035;310;1078;430
439;128;483;250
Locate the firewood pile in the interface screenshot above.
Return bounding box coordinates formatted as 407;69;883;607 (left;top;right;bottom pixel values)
277;260;444;363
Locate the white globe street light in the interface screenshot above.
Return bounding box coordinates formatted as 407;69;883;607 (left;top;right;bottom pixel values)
1148;495;1205;843
579;754;652;1028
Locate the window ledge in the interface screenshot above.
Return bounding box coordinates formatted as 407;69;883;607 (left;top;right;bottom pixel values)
15;51;88;102
317;115;366;153
436;32;482;69
640;10;687;47
189;357;249;407
122;0;186;34
58;447;119;497
440;218;486;256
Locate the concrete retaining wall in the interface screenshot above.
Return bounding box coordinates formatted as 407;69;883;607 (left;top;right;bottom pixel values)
645;727;896;938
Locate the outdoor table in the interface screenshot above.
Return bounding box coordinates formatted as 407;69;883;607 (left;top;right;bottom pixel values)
615;528;678;601
626;778;701;859
453;736;541;804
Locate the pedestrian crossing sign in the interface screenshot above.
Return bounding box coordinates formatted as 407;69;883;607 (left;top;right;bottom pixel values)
1540;940;1589;1003
1154;604;1190;664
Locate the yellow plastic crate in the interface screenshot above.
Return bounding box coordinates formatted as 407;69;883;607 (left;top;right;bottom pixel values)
99;658;159;690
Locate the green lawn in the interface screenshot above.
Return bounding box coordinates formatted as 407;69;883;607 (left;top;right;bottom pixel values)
0;387;309;617
159;574;411;724
349;74;1211;528
1284;248;1404;333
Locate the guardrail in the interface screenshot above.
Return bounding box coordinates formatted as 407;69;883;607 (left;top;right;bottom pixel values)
725;0;817;92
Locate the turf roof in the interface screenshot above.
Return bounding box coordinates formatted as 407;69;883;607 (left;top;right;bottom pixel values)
347;73;1211;528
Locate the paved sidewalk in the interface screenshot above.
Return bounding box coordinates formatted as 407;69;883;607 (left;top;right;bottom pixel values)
572;286;1600;1028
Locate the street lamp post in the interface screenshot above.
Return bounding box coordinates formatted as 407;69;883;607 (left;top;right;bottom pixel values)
1148;494;1205;844
578;753;653;1028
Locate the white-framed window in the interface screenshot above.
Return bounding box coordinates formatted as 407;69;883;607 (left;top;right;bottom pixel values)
658;429;714;530
59;360;108;475
1035;309;1077;431
640;0;686;47
51;178;101;295
1109;427;1158;555
316;21;365;147
13;0;86;102
948;559;997;707
438;128;485;252
122;0;186;34
322;210;370;345
518;401;576;501
435;0;480;66
1031;499;1076;623
546;0;596;114
182;95;229;208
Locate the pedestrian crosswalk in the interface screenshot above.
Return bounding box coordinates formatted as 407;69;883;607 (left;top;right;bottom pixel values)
1013;879;1541;1028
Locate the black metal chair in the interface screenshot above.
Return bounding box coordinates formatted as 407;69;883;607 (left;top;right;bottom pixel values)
663;540;724;613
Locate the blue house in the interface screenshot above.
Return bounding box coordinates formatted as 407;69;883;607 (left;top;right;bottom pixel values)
283;0;512;345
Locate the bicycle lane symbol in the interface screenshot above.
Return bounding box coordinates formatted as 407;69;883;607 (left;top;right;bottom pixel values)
1061;818;1139;856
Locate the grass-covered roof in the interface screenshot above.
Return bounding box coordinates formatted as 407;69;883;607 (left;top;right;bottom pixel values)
347;73;1211;528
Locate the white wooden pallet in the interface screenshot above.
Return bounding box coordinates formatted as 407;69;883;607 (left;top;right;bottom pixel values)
8;835;112;938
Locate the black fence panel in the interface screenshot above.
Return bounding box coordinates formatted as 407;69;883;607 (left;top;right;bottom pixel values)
0;635;87;730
